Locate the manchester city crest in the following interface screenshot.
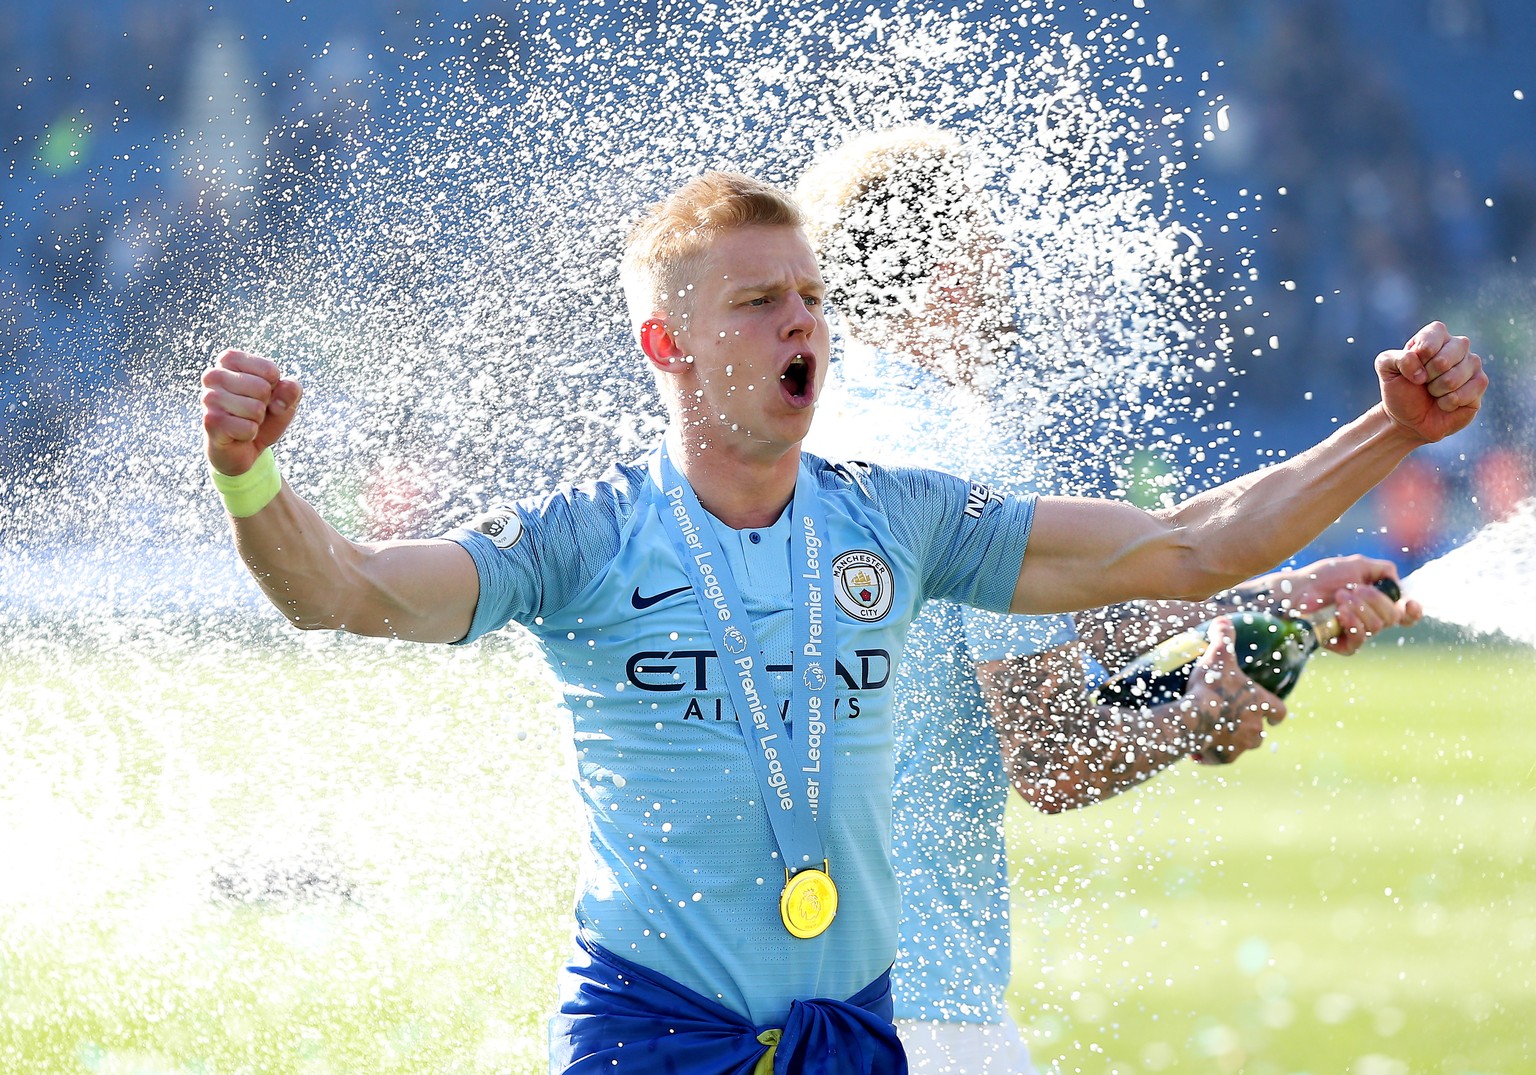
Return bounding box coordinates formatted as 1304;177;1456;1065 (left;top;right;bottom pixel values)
830;550;894;622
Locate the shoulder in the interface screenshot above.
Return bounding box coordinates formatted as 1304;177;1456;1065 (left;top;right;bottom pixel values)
805;453;1005;556
552;459;649;519
803;451;880;497
806;451;976;507
456;458;650;550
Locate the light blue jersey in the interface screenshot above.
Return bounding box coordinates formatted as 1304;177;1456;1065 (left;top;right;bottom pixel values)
810;342;1076;1024
446;447;1034;1027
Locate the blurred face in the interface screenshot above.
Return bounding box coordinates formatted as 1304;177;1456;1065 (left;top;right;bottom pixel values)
822;180;1017;381
913;228;1017;377
667;225;830;457
924;226;1007;315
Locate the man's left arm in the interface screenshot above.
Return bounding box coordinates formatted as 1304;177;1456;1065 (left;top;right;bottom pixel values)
1010;323;1484;615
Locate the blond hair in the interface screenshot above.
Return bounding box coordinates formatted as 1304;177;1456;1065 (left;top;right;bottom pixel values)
620;171;804;335
795;126;984;333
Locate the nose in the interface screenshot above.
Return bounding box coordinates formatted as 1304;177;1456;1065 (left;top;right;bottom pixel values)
782;293;818;339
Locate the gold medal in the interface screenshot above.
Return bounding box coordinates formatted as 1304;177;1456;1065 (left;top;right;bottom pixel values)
780;863;838;938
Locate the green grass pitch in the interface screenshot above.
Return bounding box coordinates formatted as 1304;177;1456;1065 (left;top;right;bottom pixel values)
1;625;1531;1074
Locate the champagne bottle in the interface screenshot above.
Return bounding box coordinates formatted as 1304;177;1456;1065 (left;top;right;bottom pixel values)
1089;577;1403;708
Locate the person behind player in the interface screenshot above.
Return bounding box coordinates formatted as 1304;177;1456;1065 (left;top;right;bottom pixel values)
797;125;1423;1072
200;169;1482;1074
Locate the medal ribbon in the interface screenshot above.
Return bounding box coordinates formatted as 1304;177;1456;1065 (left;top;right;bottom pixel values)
653;442;836;873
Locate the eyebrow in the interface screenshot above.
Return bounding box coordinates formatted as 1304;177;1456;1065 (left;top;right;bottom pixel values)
723;276;826;299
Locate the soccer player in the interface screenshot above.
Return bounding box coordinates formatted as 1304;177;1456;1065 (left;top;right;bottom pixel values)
797;126;1422;1072
200;170;1482;1074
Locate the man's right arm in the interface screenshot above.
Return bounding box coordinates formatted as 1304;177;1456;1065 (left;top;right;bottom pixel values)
202;348;480;643
978;621;1275;813
986;554;1419;809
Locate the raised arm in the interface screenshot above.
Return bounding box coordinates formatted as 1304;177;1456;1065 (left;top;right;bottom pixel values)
201;348;479;643
1011;322;1484;615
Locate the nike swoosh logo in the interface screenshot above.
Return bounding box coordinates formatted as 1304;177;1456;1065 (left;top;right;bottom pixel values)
631;584;692;610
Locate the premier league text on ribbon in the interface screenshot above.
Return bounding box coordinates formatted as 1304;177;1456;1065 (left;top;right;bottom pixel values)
667;485;732;622
732;654;793;812
668;483;797;815
801;514;826;816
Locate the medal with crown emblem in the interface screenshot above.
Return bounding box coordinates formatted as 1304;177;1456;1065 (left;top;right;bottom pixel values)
780;863;839;938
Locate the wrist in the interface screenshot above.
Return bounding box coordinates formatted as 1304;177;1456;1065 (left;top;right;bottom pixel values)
1173;694;1210;752
210;447;281;517
1369;401;1437;450
1212;580;1274;615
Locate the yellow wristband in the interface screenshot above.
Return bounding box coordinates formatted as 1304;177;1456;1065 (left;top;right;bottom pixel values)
211;447;282;518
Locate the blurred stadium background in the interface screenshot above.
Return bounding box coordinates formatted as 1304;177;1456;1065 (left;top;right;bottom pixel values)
2;0;1533;572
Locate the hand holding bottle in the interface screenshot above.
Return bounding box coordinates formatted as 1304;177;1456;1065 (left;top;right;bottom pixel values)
1181;618;1288;764
1262;555;1422;656
1093;573;1413;712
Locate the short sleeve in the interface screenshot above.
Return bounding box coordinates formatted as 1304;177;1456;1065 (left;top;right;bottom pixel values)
869;464;1034;615
441;474;629;644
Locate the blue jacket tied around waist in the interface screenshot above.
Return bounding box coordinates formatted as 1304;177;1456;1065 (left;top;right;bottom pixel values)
551;934;906;1074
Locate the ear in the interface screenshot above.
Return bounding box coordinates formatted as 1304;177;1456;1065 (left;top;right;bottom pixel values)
639;316;687;373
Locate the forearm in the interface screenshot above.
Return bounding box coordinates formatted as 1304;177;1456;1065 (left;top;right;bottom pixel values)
225;482;470;641
979;647;1201;813
227;482;384;632
1151;404;1421;597
1074;601;1205;673
1074;579;1273;672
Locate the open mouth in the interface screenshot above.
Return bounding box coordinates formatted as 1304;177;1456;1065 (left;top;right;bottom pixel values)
779;352;814;403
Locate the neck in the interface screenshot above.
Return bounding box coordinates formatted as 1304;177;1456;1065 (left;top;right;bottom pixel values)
666;426;802;530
